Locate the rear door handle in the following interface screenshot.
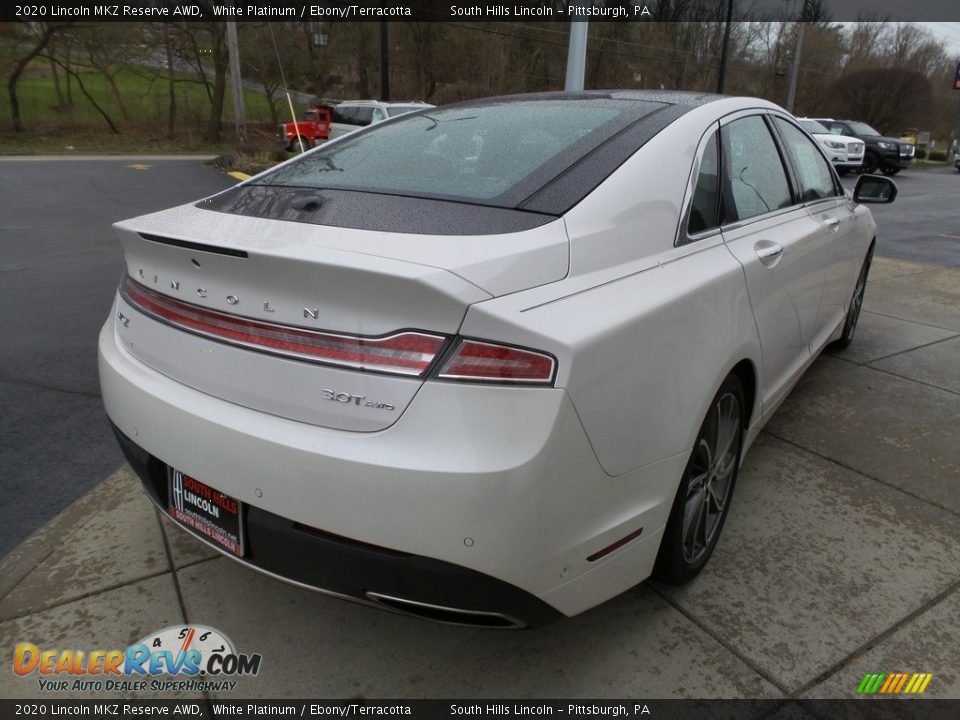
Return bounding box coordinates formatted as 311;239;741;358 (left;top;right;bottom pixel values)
755;242;783;265
824;217;840;230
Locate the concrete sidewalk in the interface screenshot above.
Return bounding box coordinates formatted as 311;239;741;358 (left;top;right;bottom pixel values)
2;257;959;706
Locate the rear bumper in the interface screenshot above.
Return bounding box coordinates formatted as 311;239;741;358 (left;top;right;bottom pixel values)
99;312;683;622
113;425;559;628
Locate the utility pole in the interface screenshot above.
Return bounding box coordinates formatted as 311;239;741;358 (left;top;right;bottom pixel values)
716;0;734;94
784;0;809;112
950;61;960;162
380;22;390;101
225;16;246;149
565;18;588;91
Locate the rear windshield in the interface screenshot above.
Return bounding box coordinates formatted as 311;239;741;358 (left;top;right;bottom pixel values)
252;100;664;208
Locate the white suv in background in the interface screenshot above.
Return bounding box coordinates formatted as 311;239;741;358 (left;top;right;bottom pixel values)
329;100;434;141
798;118;865;174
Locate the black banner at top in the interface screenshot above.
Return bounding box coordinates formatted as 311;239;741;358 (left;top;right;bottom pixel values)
3;0;960;23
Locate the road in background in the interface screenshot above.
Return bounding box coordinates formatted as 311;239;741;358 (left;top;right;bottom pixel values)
840;165;960;267
0;157;232;558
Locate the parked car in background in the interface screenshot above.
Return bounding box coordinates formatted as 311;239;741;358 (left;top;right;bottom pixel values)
99;92;896;628
955;153;960;173
797;118;864;174
812;118;915;175
328;100;434;141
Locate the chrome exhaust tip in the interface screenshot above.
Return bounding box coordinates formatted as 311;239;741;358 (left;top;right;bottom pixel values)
365;592;526;629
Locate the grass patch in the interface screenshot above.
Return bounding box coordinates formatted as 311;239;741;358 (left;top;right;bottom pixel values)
910;160;952;170
0;52;304;155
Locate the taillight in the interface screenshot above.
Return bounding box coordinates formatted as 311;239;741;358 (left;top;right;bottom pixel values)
119;276;447;377
435;339;555;385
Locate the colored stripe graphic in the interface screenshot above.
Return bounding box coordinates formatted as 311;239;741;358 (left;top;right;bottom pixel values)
857;672;933;694
856;673;885;694
879;674;898;693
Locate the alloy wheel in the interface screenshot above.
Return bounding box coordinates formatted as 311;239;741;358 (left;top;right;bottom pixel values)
681;392;741;565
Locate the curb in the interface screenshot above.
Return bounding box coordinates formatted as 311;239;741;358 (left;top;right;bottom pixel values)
0;467;133;603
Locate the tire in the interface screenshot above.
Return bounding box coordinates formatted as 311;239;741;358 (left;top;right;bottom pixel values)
830;246;874;350
653;374;745;585
288;136;310;152
881;167;901;176
862;153;879;174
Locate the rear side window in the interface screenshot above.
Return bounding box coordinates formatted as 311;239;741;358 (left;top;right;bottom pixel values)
721;116;793;223
687;132;720;235
773;117;838;202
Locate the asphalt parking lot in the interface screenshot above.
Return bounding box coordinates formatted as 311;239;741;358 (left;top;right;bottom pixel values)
838;166;960;268
0;157;233;557
1;159;958;705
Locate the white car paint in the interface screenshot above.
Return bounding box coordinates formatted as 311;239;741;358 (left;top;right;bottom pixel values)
99;94;881;624
798;117;865;171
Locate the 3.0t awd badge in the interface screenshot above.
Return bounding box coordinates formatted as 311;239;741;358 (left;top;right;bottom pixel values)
322;389;395;411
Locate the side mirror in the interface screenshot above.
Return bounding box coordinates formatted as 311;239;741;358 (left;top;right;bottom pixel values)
853;174;897;204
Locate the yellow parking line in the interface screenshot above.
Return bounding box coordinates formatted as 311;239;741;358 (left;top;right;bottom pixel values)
228;171;251;181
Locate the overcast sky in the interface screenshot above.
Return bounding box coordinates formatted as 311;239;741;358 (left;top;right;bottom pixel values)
919;22;960;58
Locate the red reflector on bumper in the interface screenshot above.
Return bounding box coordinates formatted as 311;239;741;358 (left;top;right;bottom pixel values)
587;527;644;562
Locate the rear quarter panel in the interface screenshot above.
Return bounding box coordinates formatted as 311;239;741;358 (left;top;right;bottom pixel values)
461;101;766;476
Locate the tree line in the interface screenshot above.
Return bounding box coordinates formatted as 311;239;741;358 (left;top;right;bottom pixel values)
3;16;959;145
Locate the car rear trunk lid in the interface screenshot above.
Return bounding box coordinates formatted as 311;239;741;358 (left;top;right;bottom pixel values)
112;204;568;431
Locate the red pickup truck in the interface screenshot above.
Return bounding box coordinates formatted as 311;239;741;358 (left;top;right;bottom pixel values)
279;106;333;152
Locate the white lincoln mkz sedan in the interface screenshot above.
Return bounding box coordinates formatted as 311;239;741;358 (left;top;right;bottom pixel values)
99;91;896;628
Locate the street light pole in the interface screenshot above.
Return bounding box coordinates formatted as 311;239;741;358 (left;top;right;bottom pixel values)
380;21;390;101
784;0;809;112
565;1;588;92
225;17;246;149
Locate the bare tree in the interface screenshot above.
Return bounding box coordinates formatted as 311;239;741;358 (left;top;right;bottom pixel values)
242;23;309;126
42;52;120;133
826;68;933;133
7;22;58;132
205;22;229;142
406;22;445;101
163;24;177;139
74;23;141;122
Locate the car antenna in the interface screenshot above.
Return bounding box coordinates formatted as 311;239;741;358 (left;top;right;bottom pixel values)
268;24;305;154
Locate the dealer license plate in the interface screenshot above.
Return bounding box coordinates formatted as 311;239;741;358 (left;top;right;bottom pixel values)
167;469;244;557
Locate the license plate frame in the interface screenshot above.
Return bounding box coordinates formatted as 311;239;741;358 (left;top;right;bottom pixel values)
167;468;245;557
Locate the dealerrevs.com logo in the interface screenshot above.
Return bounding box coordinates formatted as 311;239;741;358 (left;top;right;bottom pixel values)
13;625;261;693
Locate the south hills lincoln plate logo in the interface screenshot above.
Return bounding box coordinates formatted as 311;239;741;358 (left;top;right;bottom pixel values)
13;624;262;693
